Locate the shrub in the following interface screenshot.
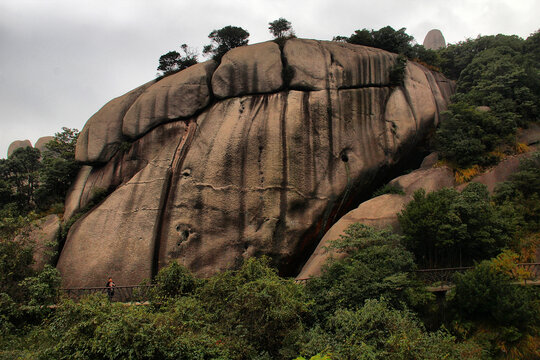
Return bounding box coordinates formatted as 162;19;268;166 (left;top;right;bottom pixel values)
151;261;199;300
449;259;540;358
299;299;484;360
305;224;430;323
197;257;309;358
398;184;514;268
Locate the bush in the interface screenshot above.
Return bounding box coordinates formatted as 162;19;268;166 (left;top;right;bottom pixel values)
434;102;515;168
41;295;229;360
398;184;514;268
19;264;60;307
150;261;199;300
449;259;540;358
299;299;484;360
305;224;430;323
197;257;309;358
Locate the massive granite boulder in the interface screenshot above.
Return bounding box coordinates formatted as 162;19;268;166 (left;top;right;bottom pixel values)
58;39;455;287
7;139;32;157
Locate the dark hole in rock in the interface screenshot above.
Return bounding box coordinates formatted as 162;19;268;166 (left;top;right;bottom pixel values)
341;153;349;162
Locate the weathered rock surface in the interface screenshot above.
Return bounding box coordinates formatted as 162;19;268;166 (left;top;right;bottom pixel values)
212;42;283;98
7;140;32;157
76;81;154;163
298;165;455;278
59;39;455;287
423;29;446;50
123;61;217;140
14;214;60;271
34;136;54;153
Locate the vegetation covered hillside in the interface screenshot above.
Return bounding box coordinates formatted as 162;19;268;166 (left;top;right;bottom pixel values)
1;24;539;359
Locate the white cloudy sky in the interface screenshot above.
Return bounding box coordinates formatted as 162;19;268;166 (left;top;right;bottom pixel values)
0;0;538;157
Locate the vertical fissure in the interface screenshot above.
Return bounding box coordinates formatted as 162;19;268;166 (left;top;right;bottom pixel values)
151;120;198;278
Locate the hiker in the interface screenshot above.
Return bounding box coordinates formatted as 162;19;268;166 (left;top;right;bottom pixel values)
106;277;116;301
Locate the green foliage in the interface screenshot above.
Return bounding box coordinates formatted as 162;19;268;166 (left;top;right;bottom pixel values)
434;32;540;168
434;102;515;167
0;147;42;214
203;25;249;61
493;151;540;236
398;184;514;268
455;47;538;127
0;234;34;300
197;257;309;358
37;128;80;210
299;299;484;360
41;295;229;360
0;128;79;217
346;26;414;55
389;55;407;86
269;18;295;39
372;183;405;198
19;265;60;307
437;34;525;80
449;260;540;357
157;44;198;77
305;224;429;323
151;261;199;300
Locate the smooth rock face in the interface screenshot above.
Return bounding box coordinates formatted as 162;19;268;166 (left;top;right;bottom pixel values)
28;215;60;271
75;81;154;164
298;194;408;278
34;136;54;153
58;122;189;287
123;61;217;140
7;140;32;157
212;42;283;98
284;39;397;90
59;39;455;287
298;165;455;278
423;29;446;50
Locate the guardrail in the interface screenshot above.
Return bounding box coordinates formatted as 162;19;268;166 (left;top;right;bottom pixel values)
60;264;540;302
295;263;540;287
60;285;155;302
414;263;540;286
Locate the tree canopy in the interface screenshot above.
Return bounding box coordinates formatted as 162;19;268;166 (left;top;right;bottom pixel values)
203;25;250;61
156;44;198;76
268;18;295;39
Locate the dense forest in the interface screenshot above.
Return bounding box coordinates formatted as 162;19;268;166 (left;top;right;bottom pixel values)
1;24;539;359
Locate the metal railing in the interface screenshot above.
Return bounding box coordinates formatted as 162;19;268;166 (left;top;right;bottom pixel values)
414;263;540;286
60;264;540;302
295;263;540;287
60;285;155;303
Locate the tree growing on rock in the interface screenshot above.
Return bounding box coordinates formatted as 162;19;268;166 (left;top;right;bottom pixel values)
268;18;295;39
157;44;198;76
203;25;249;61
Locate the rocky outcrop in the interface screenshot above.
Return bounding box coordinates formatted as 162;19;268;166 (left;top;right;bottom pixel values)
7;140;32;157
14;214;60;271
423;29;446;50
34;136;54;153
298;143;539;279
212;42;283;98
298;165;455;278
58;39;455;287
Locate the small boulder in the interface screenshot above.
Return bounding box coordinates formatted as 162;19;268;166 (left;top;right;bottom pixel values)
123;61;217;139
75;81;154;164
212;42;283;99
423;29;446;50
34;136;54;153
7;140;32;157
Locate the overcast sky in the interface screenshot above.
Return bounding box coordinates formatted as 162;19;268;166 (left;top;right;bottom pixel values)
1;0;538;158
